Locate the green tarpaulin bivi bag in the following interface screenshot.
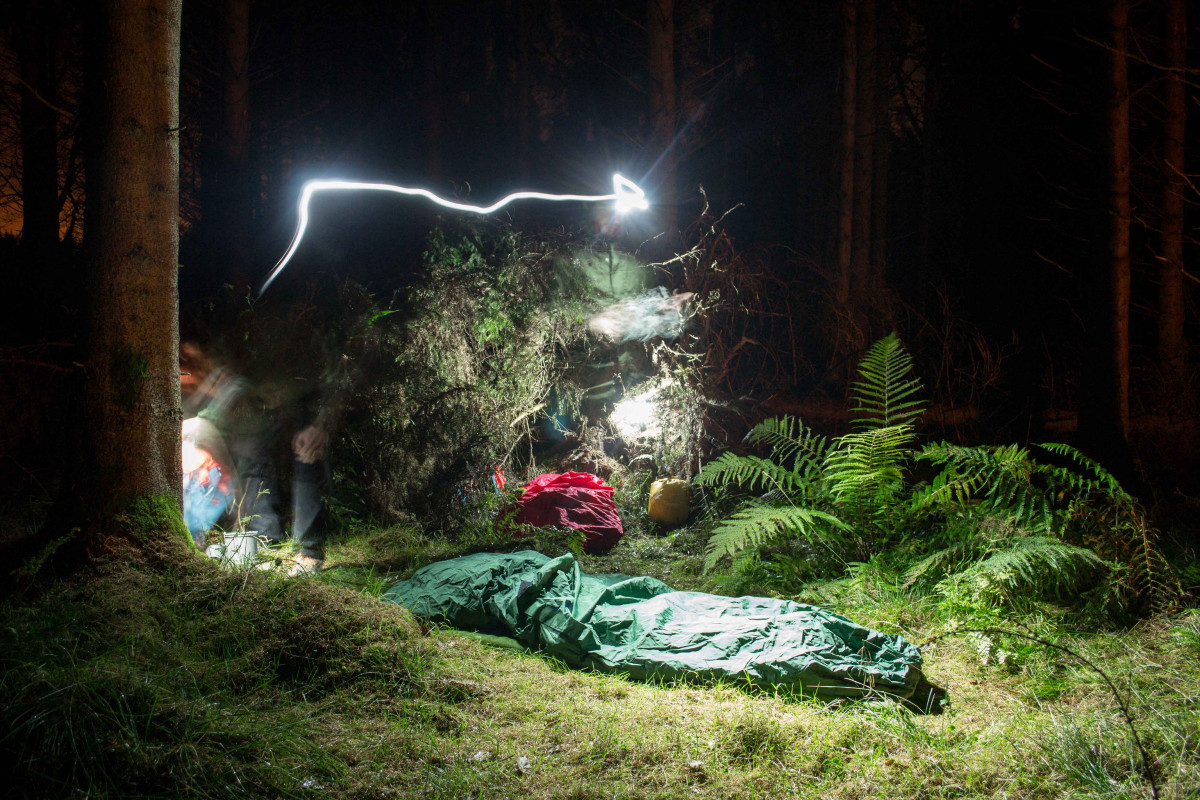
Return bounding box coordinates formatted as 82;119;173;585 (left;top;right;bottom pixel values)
383;551;926;700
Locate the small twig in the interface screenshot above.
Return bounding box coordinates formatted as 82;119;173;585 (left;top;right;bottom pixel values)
920;626;1159;799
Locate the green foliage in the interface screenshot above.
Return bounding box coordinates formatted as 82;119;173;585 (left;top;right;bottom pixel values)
696;332;922;570
702;503;846;572
338;222;593;522
913;442;1176;614
696;333;1175;617
120;494;190;545
848;332;925;429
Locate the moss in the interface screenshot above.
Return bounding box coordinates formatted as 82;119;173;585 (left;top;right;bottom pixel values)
109;345;149;408
119;494;189;546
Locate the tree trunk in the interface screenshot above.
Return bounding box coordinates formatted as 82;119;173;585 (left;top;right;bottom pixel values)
1080;0;1131;469
647;0;677;235
850;0;875;306
1157;0;1187;396
423;0;445;183
869;2;891;299
515;0;533;182
17;0;61;259
834;0;857;308
82;0;183;524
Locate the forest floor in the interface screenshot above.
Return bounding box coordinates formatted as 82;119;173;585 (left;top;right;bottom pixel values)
3;514;1199;799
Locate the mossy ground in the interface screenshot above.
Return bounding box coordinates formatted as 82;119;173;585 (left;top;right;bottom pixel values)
3;517;1198;799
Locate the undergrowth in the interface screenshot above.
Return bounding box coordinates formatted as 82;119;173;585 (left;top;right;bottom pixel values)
3;517;1198;799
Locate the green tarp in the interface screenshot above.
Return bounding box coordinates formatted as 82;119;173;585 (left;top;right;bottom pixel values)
383;551;925;700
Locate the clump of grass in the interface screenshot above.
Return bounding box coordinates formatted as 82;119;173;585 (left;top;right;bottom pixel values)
0;530;425;800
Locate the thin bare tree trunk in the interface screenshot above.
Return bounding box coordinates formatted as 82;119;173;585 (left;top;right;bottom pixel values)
17;0;60;259
647;0;677;235
1081;0;1131;464
835;0;857;307
1157;0;1187;394
869;3;890;298
82;0;183;521
851;0;875;306
1105;0;1131;438
424;0;445;183
515;0;533;182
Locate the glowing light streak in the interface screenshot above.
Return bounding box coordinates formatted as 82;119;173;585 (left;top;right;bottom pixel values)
260;173;648;294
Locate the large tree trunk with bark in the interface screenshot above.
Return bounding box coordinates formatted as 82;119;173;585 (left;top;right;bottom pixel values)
82;0;183;525
1157;0;1187;397
647;0;677;236
1079;0;1132;471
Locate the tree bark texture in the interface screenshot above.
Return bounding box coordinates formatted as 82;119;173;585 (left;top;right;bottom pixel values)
835;0;857;306
868;1;890;295
423;0;445;183
17;0;61;258
83;0;182;518
850;0;875;303
199;0;251;273
1080;0;1131;460
647;0;677;234
1157;0;1187;391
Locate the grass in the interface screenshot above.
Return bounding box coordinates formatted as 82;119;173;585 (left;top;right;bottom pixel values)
3;516;1199;799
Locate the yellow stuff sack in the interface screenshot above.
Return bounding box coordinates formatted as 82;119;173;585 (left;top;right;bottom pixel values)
648;478;690;528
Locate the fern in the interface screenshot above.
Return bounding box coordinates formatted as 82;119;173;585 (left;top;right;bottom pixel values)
956;536;1106;604
744;416;829;481
914;443;1056;534
703;504;846;572
849;332;925;429
695;452;809;496
825;424;917;512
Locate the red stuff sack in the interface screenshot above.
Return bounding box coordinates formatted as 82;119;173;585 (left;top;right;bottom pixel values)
514;471;624;553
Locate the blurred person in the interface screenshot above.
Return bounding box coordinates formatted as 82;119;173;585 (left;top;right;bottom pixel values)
180;333;349;576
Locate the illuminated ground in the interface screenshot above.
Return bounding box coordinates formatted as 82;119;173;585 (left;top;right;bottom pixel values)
3;521;1197;799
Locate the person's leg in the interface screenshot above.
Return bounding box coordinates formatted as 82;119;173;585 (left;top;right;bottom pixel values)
228;424;285;545
236;460;285;544
291;458;330;560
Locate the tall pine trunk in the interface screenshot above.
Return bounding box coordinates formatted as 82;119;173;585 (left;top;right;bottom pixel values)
423;0;445;183
647;0;677;235
82;0;183;526
835;0;857;307
1157;0;1187;397
850;0;875;307
1080;0;1132;471
17;0;61;260
199;0;251;279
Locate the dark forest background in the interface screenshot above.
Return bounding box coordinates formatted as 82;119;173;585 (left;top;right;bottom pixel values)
1;0;1197;508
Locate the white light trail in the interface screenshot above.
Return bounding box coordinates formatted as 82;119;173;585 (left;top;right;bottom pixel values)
260;173;649;294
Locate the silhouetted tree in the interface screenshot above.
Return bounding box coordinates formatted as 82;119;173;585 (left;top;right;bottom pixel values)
81;0;183;526
1156;0;1187;396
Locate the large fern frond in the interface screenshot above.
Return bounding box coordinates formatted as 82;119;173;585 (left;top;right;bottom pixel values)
914;443;1056;534
955;536;1106;602
695;452;810;495
825;424;917;512
1034;442;1132;502
903;537;992;589
744;416;829;481
703;504;846;572
849;332;925;430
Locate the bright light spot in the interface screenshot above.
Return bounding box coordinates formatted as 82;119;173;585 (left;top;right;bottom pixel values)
613;174;649;214
611;385;663;440
260;172;648;294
